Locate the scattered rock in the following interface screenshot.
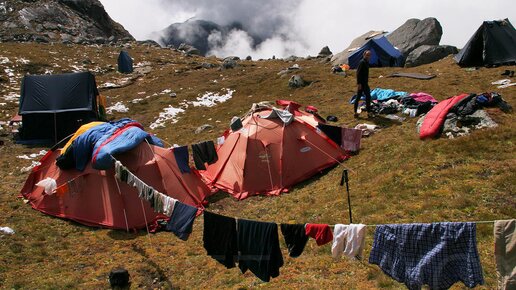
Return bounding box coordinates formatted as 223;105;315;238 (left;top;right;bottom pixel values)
169;93;177;98
178;43;201;56
221;58;237;69
224;56;240;61
195;124;214;134
387;18;442;56
405;45;458;67
137;40;161;47
288;75;306;88
317;46;332;58
201;62;216;69
245;55;252;61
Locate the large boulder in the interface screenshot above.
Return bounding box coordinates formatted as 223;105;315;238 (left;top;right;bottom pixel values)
317;46;332;58
387;18;442;56
331;31;387;65
405;45;458;67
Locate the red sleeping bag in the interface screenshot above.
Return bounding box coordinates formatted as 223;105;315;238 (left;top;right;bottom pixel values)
419;93;469;140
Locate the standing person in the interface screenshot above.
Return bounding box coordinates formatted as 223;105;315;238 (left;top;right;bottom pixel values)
354;50;373;118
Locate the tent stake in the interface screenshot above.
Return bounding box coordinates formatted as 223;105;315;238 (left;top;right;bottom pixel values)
340;169;353;224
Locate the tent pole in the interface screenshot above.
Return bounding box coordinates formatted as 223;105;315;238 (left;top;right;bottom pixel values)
54;113;57;145
340;169;353;223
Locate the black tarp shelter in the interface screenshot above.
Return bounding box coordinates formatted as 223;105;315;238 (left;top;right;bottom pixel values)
18;72;104;145
455;19;516;67
118;50;133;73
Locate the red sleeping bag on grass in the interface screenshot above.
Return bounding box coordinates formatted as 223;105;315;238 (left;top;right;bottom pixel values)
419;93;469;140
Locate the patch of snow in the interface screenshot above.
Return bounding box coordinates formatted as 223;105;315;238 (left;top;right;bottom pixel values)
0;56;10;64
106;102;129;114
44;69;53;75
192;89;235;107
20;161;41;173
69;65;85;72
100;82;117;88
131;98;143;104
137;91;146;95
3;92;19;102
150;106;185;129
17;150;46;160
0;103;6;106
161;89;172;94
16;58;30;64
4;68;14;78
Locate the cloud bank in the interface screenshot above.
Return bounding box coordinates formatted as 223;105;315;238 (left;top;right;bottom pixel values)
100;0;516;59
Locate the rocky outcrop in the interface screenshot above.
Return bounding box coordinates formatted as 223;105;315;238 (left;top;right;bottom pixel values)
331;31;387;65
0;0;134;44
405;45;458;67
387;18;442;56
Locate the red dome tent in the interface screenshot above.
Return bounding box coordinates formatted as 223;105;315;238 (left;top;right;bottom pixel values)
202;102;348;200
21;143;211;230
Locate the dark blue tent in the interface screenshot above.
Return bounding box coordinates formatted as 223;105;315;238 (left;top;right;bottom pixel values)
18;72;103;145
455;19;516;67
118;50;133;73
348;36;403;69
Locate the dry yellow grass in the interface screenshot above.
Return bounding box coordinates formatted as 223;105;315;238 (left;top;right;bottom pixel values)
0;42;514;289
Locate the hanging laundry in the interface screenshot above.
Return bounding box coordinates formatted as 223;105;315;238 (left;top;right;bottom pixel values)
230;116;243;131
305;224;333;246
172;146;191;173
494;219;516;290
166;202;198;241
191;141;218;170
162;196;176;217
369;223;484;290
237;219;284;282
280;224;309;258
203;211;238;268
331;224;366;259
317;123;342;146
341;128;362;153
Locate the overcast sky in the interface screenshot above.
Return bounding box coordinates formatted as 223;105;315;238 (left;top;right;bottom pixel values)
99;0;515;58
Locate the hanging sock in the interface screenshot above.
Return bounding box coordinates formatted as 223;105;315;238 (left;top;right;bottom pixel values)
280;224;309;258
162;196;176;217
305;223;333;246
331;224;366;259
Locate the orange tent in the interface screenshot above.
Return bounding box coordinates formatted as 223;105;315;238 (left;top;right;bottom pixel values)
202;103;348;200
21;143;211;230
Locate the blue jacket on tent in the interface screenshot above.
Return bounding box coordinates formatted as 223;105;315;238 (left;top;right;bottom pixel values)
348;36;403;69
70;118;163;171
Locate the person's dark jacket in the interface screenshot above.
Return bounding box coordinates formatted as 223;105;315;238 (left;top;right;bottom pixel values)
356;58;369;85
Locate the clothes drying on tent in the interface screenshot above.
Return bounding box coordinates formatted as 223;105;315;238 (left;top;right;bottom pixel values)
17;72;105;145
56;119;163;171
455;18;516;67
21;142;211;230
202;102;348;200
118;51;133;73
348;36;404;69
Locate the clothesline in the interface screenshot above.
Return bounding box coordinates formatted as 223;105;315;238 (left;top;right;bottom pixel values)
110;155;503;229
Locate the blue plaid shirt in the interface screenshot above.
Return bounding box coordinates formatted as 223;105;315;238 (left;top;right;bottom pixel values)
369;222;484;290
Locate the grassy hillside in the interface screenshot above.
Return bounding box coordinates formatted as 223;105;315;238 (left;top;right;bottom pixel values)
0;42;514;289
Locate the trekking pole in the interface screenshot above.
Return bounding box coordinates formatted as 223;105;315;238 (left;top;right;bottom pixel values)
340;169;353;223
